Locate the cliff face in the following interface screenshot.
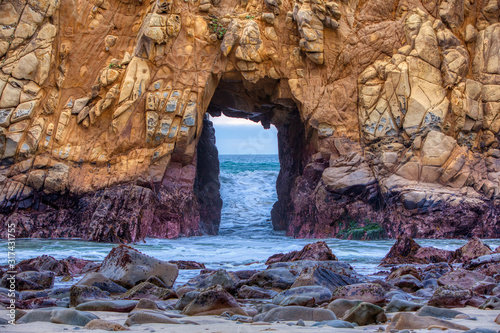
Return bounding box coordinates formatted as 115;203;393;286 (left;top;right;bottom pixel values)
0;0;499;242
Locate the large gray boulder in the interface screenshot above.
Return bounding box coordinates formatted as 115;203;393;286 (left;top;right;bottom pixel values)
99;245;178;288
76;300;138;312
17;308;98;326
272;286;332;307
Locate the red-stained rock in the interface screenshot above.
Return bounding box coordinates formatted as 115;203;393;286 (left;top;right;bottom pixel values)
17;255;99;277
380;236;422;265
168;260;205;270
428;286;485;308
61;257;100;276
414;247;454;263
331;283;386;305
453;238;493;263
265;241;337;265
437;269;497;295
16;297;59;309
381;236;454;265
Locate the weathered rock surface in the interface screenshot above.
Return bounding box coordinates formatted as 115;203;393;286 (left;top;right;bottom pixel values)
69;285;110;307
0;0;499;242
272;286;332;307
254;306;336;322
416;306;468;319
342;302;387;326
266;241;337;264
182;285;247;316
84;319;130;331
428;285;484;308
77;272;127;294
291;266;358;292
76;300;138;312
17;308;99;326
387;312;470;331
331;283;386;305
99;245;178;288
122;281;177;300
327;299;363;318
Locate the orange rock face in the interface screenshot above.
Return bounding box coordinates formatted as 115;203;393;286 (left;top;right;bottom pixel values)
0;0;499;242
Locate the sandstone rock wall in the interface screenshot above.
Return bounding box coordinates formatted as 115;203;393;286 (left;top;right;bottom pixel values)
0;0;499;241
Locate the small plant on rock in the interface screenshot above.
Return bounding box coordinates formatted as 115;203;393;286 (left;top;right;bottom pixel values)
208;14;227;40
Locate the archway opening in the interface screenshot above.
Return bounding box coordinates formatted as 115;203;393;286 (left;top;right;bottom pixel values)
194;77;307;237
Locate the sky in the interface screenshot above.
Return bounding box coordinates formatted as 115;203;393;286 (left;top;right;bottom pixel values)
209;115;278;155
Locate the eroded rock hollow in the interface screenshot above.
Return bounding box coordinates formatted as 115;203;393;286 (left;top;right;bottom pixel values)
0;0;499;242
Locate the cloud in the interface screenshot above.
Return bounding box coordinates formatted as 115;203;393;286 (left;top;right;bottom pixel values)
209;115;263;127
209;115;278;154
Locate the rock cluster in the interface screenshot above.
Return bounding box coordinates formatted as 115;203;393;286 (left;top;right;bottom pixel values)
2;240;500;331
0;0;499;241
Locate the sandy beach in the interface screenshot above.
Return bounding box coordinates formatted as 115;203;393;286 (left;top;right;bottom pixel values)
1;307;499;333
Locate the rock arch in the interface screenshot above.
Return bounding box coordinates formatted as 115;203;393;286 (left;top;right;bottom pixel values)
0;0;499;242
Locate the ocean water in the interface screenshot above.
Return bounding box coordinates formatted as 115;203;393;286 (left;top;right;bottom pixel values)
2;154;500;288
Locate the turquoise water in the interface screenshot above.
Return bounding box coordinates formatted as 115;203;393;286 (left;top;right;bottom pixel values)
1;154;500;287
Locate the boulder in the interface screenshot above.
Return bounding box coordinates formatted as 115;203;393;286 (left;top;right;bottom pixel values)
438;269;496;294
465;253;500;269
16;271;55;289
454;238;492;263
478;296;500;309
195;269;239;293
342;302;387;326
495;313;500;324
16;296;59;309
386;312;470;331
266;241;337;264
327;299;363;318
168;260;205;269
291;266;358;292
331;283;386;305
125;310;182;326
175;290;200;310
386;298;423;312
182;285;248;316
416;306;467;319
17;308;99;326
428;286;484;308
76;300;138;312
237;285;277;299
380;236;425;265
1;274;44;291
77;272;127;294
254;306;337;322
61;256;100;275
133;298;159;311
247;268;298;290
391;274;423;292
70;285;110;307
381;236;454;266
99;245;178;288
273;286;332;307
267;260;356;276
84;319;130;331
121;281;177;300
387;266;421;280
